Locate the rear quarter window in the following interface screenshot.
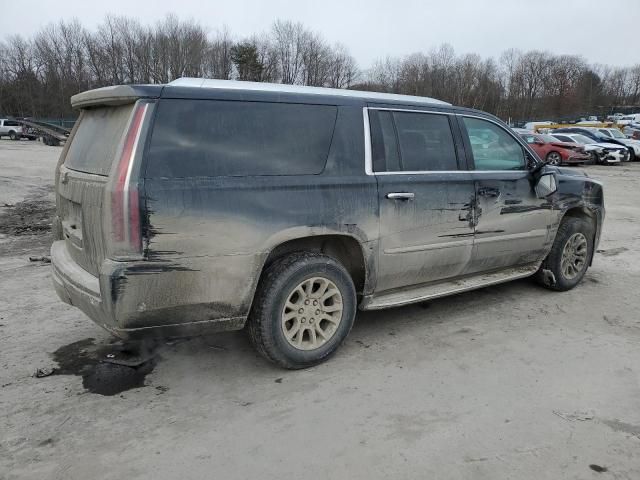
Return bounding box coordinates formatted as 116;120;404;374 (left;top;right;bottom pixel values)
146;100;338;177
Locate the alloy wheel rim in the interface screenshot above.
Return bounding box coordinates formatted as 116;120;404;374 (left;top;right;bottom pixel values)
281;276;343;351
548;152;561;165
561;233;588;280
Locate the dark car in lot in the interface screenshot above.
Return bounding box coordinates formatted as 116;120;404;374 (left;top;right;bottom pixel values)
519;133;590;165
51;79;605;368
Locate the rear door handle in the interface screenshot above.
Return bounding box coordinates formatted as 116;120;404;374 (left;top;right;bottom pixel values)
386;192;415;200
478;187;501;198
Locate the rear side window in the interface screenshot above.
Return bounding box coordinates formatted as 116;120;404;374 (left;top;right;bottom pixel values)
147;100;337;177
369;110;458;172
65;105;134;176
5;120;20;127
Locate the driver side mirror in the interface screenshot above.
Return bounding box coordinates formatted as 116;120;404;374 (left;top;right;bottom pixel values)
535;172;557;198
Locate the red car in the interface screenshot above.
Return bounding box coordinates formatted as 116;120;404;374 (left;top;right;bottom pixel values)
520;133;590;165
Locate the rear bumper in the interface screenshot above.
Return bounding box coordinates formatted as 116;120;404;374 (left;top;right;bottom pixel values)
51;240;255;339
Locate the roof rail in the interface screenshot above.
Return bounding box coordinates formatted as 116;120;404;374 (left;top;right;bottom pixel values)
167;78;451;106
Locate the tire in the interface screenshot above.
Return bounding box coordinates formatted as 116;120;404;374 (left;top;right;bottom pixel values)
247;252;357;369
8;130;17;140
535;217;594;291
546;151;562;166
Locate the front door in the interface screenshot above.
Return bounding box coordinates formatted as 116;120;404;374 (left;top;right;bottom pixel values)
368;108;476;293
458;115;552;273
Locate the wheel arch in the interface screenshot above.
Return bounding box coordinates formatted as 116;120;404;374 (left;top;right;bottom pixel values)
260;234;371;298
560;206;599;265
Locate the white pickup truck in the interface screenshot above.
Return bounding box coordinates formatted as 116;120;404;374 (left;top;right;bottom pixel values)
0;119;23;140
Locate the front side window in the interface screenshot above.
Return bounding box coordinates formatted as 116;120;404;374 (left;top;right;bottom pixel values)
463;117;525;171
369;109;458;172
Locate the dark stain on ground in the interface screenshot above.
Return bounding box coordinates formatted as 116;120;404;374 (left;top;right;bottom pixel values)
50;338;158;396
596;247;628;257
589;464;608;473
0;199;55;236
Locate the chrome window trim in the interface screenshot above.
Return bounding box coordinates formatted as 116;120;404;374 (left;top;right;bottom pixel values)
363;107;534;176
363;107;461;176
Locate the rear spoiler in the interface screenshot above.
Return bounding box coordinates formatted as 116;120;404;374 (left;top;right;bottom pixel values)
71;85;163;109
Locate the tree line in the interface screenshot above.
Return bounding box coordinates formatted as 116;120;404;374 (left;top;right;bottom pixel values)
1;14;639;123
364;45;640;123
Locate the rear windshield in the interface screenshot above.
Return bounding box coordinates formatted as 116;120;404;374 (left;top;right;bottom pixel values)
146;99;337;177
65;105;134;176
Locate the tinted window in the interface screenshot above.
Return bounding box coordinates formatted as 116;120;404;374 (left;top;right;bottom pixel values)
552;134;572;142
369;110;400;172
463;117;525;171
65;104;134;176
147;100;337;177
4;120;20;127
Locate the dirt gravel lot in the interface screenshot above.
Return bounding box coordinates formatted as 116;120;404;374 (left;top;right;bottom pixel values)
1;140;639;479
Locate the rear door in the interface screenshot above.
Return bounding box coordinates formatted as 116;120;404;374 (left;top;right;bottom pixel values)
458;115;551;273
368;107;476;292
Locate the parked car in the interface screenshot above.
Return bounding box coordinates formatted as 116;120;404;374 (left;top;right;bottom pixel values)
616;114;640;126
519;133;590;165
51;79;605;368
597;128;640;161
511;127;533;134
551;133;629;164
554;127;633;161
524;121;553;131
0;119;23;140
623;124;640;140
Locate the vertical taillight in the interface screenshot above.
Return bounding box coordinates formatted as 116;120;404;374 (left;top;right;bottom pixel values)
111;102;148;254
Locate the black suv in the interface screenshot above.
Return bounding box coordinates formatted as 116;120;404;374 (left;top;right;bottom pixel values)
51;78;605;368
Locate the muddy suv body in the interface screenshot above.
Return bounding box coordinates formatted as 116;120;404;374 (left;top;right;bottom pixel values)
52;78;605;368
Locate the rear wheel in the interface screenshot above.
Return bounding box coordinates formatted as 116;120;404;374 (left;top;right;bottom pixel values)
546;151;562;166
535;217;594;291
247;252;356;369
8;131;17;140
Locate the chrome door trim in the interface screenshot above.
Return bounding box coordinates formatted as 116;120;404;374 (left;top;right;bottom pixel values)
362;107;532;176
384;238;474;254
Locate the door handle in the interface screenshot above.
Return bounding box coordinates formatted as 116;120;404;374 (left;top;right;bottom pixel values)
478;187;501;198
386;192;415;200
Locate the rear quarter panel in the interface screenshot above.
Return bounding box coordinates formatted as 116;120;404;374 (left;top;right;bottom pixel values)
136;105;378;328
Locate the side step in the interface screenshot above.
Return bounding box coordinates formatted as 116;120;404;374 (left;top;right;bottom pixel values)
360;263;540;310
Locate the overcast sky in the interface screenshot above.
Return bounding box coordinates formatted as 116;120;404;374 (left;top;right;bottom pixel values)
1;0;638;69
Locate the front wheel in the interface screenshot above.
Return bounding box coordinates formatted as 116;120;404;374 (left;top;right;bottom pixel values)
546;151;562;166
535;217;594;291
247;252;357;369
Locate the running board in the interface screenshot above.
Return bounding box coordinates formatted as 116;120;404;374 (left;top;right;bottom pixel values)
360;263;540;310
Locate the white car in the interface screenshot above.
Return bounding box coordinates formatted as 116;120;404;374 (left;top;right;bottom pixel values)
597;128;640;160
524;121;553;131
616;114;640;126
551;133;629;164
0;119;23;140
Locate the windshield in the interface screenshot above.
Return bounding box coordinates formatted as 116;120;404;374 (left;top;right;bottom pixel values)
609;129;625;139
540;134;558;142
571;134;594;144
